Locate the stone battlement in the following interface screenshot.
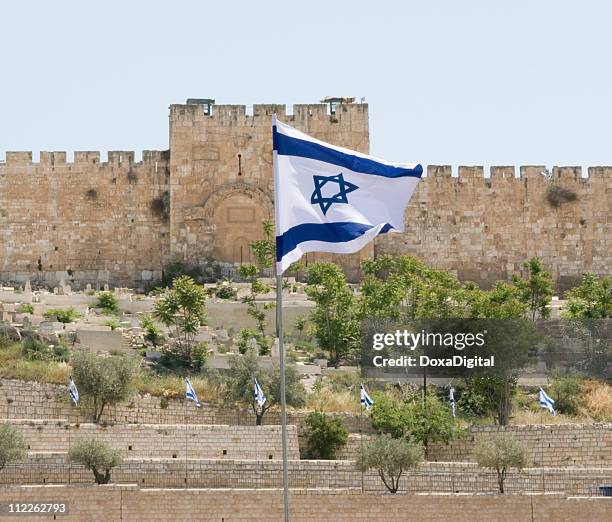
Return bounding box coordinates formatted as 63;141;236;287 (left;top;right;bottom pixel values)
0;150;170;167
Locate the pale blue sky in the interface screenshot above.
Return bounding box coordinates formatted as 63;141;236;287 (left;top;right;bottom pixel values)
1;0;611;171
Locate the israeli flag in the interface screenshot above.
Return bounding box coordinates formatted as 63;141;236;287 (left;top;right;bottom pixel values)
360;384;374;410
68;376;79;406
273;116;422;274
449;386;456;418
254;379;266;408
185;378;202;408
539;387;556;415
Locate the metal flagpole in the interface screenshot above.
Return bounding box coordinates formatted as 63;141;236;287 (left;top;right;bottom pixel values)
276;273;290;522
359;400;364;494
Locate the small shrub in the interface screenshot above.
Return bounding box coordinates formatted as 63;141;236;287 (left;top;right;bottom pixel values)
104;319;120;331
215;283;237;300
96;292;119;314
474;433;529;493
17;304;34;314
582;379;612;421
140;314;162;345
22;338;51;361
546;185;577;207
44;307;82;323
303;411;348;459
550;376;583;415
68;439;123;484
0;424;27;470
51;342;70;363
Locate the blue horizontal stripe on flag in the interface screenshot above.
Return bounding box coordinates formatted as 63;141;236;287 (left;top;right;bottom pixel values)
273;126;423;179
276;221;393;261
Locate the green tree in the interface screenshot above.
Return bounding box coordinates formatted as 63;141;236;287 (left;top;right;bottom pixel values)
474;433;529;493
250;219;276;270
305;263;359;365
71;350;136;422
563;273;612;319
355;434;423;493
238;269;274;355
511;257;553;321
225;349;306;425
95;291;120;315
370;394;461;457
0;424;27;471
152;275;207;363
68;439;123;484
303;412;348;459
43;307;83;323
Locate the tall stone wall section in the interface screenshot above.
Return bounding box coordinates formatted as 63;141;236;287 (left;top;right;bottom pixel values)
377;165;611;290
0;150;170;286
0;485;610;521
168;102;372;279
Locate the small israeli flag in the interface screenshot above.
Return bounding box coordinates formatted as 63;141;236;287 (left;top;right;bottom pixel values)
539;387;556;415
449;386;456;418
360;384;374;410
254;379;266;408
68;376;79;406
185;378;202;408
273;116;422;274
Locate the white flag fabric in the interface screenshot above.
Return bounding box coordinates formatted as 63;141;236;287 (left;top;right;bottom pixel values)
449;386;456;418
185;378;202;408
360;384;374;410
68;376;79;406
254;379;267;408
273;116;422;274
538;387;556;415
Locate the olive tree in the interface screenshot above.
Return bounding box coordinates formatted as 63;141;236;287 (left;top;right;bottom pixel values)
225;349;306;425
68;439;123;484
474;433;529;493
71;350;136;422
355;434;423;493
0;424;27;471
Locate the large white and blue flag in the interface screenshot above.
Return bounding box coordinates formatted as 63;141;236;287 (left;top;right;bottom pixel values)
185;378;202;408
360;384;374;410
538;387;556;415
68;376;79;406
254;379;267;408
273;116;423;274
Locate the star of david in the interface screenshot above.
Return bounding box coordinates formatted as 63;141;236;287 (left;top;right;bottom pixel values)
310;173;359;215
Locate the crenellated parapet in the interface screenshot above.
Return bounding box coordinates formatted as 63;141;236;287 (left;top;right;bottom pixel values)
424;165;611;180
0;150;170;169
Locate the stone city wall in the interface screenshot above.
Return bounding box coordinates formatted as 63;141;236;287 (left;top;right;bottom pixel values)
2;102;609;289
0;485;610;521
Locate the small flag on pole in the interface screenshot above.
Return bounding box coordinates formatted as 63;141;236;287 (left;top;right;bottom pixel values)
254;379;267;408
185;378;202;408
538;387;556;415
273;116;422;274
360;384;374;410
68;376;79;406
449;386;456;418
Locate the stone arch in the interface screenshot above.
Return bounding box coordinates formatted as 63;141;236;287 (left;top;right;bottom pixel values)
191;183;273;264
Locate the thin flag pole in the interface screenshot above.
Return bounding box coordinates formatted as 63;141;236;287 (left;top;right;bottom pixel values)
359;398;364;494
276;272;290;522
184;397;188;488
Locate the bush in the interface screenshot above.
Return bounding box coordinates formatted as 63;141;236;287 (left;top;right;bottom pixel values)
550;376;583;415
582;379;612;421
303;412;348;459
72;350;136;422
215;283;237;300
44;307;82;323
17;304;34;314
474;433;529;493
104;319;120;331
355;434;423;493
0;424;27;471
68;439;123;484
22;338;51;361
96;292;119;314
140;314;162;345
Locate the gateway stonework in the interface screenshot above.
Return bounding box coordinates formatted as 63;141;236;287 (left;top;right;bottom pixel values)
0;99;610;289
